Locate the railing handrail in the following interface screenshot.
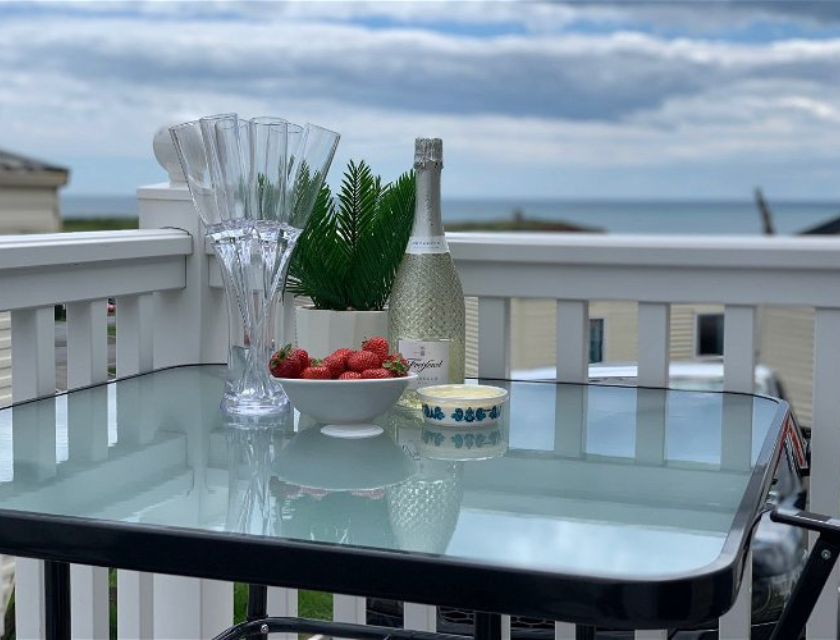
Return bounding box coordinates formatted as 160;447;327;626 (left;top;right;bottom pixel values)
0;228;191;270
0;229;192;313
4;228;839;270
448;231;840;270
448;232;840;309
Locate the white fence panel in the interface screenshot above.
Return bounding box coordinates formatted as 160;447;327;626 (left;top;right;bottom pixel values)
118;570;154;640
268;586;298;640
153;575;232;639
478;297;511;379
10;306;56;639
404;603;437;632
808;308;840;639
556;300;589;383
637;302;670;387
116;293;154;377
333;593;367;625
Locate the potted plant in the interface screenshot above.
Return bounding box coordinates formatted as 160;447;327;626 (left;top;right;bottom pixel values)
286;160;415;358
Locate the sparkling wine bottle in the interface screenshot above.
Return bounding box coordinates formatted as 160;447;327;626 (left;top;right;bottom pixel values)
389;138;465;406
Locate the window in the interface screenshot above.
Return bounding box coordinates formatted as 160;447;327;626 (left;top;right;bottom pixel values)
696;313;724;356
589;318;604;363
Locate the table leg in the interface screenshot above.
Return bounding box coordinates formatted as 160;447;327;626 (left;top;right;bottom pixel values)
769;507;840;640
246;584;269;638
769;536;840;640
247;584;268;620
474;612;501;640
44;560;70;640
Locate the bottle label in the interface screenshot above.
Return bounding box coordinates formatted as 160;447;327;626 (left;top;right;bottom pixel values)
399;339;451;388
407;236;448;255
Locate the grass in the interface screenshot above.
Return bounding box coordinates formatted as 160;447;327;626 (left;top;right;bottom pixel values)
61;214;597;234
62;217;139;232
446;215;600;233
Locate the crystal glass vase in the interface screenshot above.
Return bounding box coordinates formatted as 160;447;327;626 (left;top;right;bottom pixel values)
171;114;339;415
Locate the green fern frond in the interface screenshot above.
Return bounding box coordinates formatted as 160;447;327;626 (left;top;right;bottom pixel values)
286;160;415;311
346;169;415;310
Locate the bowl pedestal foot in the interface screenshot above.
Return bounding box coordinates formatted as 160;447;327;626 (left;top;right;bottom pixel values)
320;424;384;439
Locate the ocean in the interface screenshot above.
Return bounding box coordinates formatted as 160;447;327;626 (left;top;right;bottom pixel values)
60;195;840;236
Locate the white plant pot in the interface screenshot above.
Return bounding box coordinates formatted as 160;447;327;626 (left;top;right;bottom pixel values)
295;307;389;359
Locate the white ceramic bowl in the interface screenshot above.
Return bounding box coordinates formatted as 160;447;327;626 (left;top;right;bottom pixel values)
280;373;417;426
417;384;509;428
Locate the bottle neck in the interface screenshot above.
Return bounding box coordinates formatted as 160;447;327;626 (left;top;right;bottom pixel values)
407;165;447;254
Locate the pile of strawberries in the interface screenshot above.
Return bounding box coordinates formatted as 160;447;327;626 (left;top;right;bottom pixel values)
269;336;410;380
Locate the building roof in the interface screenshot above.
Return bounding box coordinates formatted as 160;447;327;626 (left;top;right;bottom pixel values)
0;148;69;189
801;214;840;235
0;148;68;175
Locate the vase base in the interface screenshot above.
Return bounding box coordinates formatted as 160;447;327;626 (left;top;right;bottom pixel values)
320;424;384;439
220;394;290;418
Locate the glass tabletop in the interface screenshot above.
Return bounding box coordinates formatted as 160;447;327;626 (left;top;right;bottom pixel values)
0;365;789;623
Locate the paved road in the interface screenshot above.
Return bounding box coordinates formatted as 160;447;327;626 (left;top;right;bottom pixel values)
54;317;117;391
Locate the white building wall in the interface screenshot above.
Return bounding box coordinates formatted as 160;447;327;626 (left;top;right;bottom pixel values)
592;300;637;362
760;306;815;425
0;186;61;234
670;303;725;360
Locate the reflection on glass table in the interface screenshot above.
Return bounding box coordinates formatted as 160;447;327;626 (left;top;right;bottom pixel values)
0;364;797;634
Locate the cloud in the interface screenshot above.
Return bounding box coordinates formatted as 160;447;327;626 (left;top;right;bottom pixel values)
0;1;837;199
2;9;838;123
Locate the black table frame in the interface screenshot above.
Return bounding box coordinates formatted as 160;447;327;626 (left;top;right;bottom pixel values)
768;508;840;640
0;365;791;639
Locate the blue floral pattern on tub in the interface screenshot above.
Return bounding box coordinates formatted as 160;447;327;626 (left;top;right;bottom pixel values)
422;404;446;421
451;430;501;449
421;429;445;446
450;405;500;422
425;402;503;423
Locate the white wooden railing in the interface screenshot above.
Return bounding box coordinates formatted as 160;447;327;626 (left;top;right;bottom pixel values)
0;134;838;639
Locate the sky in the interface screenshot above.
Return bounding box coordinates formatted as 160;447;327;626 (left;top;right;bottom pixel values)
0;0;838;200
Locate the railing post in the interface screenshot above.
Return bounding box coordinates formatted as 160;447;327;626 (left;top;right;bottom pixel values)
808;308;840;640
478;297;511;379
10;306;55;639
137;126;227;369
267;587;298;640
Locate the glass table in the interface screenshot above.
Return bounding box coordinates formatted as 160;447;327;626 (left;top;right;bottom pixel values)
0;365;793;639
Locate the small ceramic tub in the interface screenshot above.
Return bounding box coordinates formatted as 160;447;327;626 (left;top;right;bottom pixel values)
417;384;509;427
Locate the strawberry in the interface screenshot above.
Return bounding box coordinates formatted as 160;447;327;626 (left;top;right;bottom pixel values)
382;353;409;377
361;368;393;379
318;355;346;378
300;366;331;379
347;350;381;372
329;347;355;367
269;345;302;378
289;347;311;370
338;371;362;380
362;336;389;364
